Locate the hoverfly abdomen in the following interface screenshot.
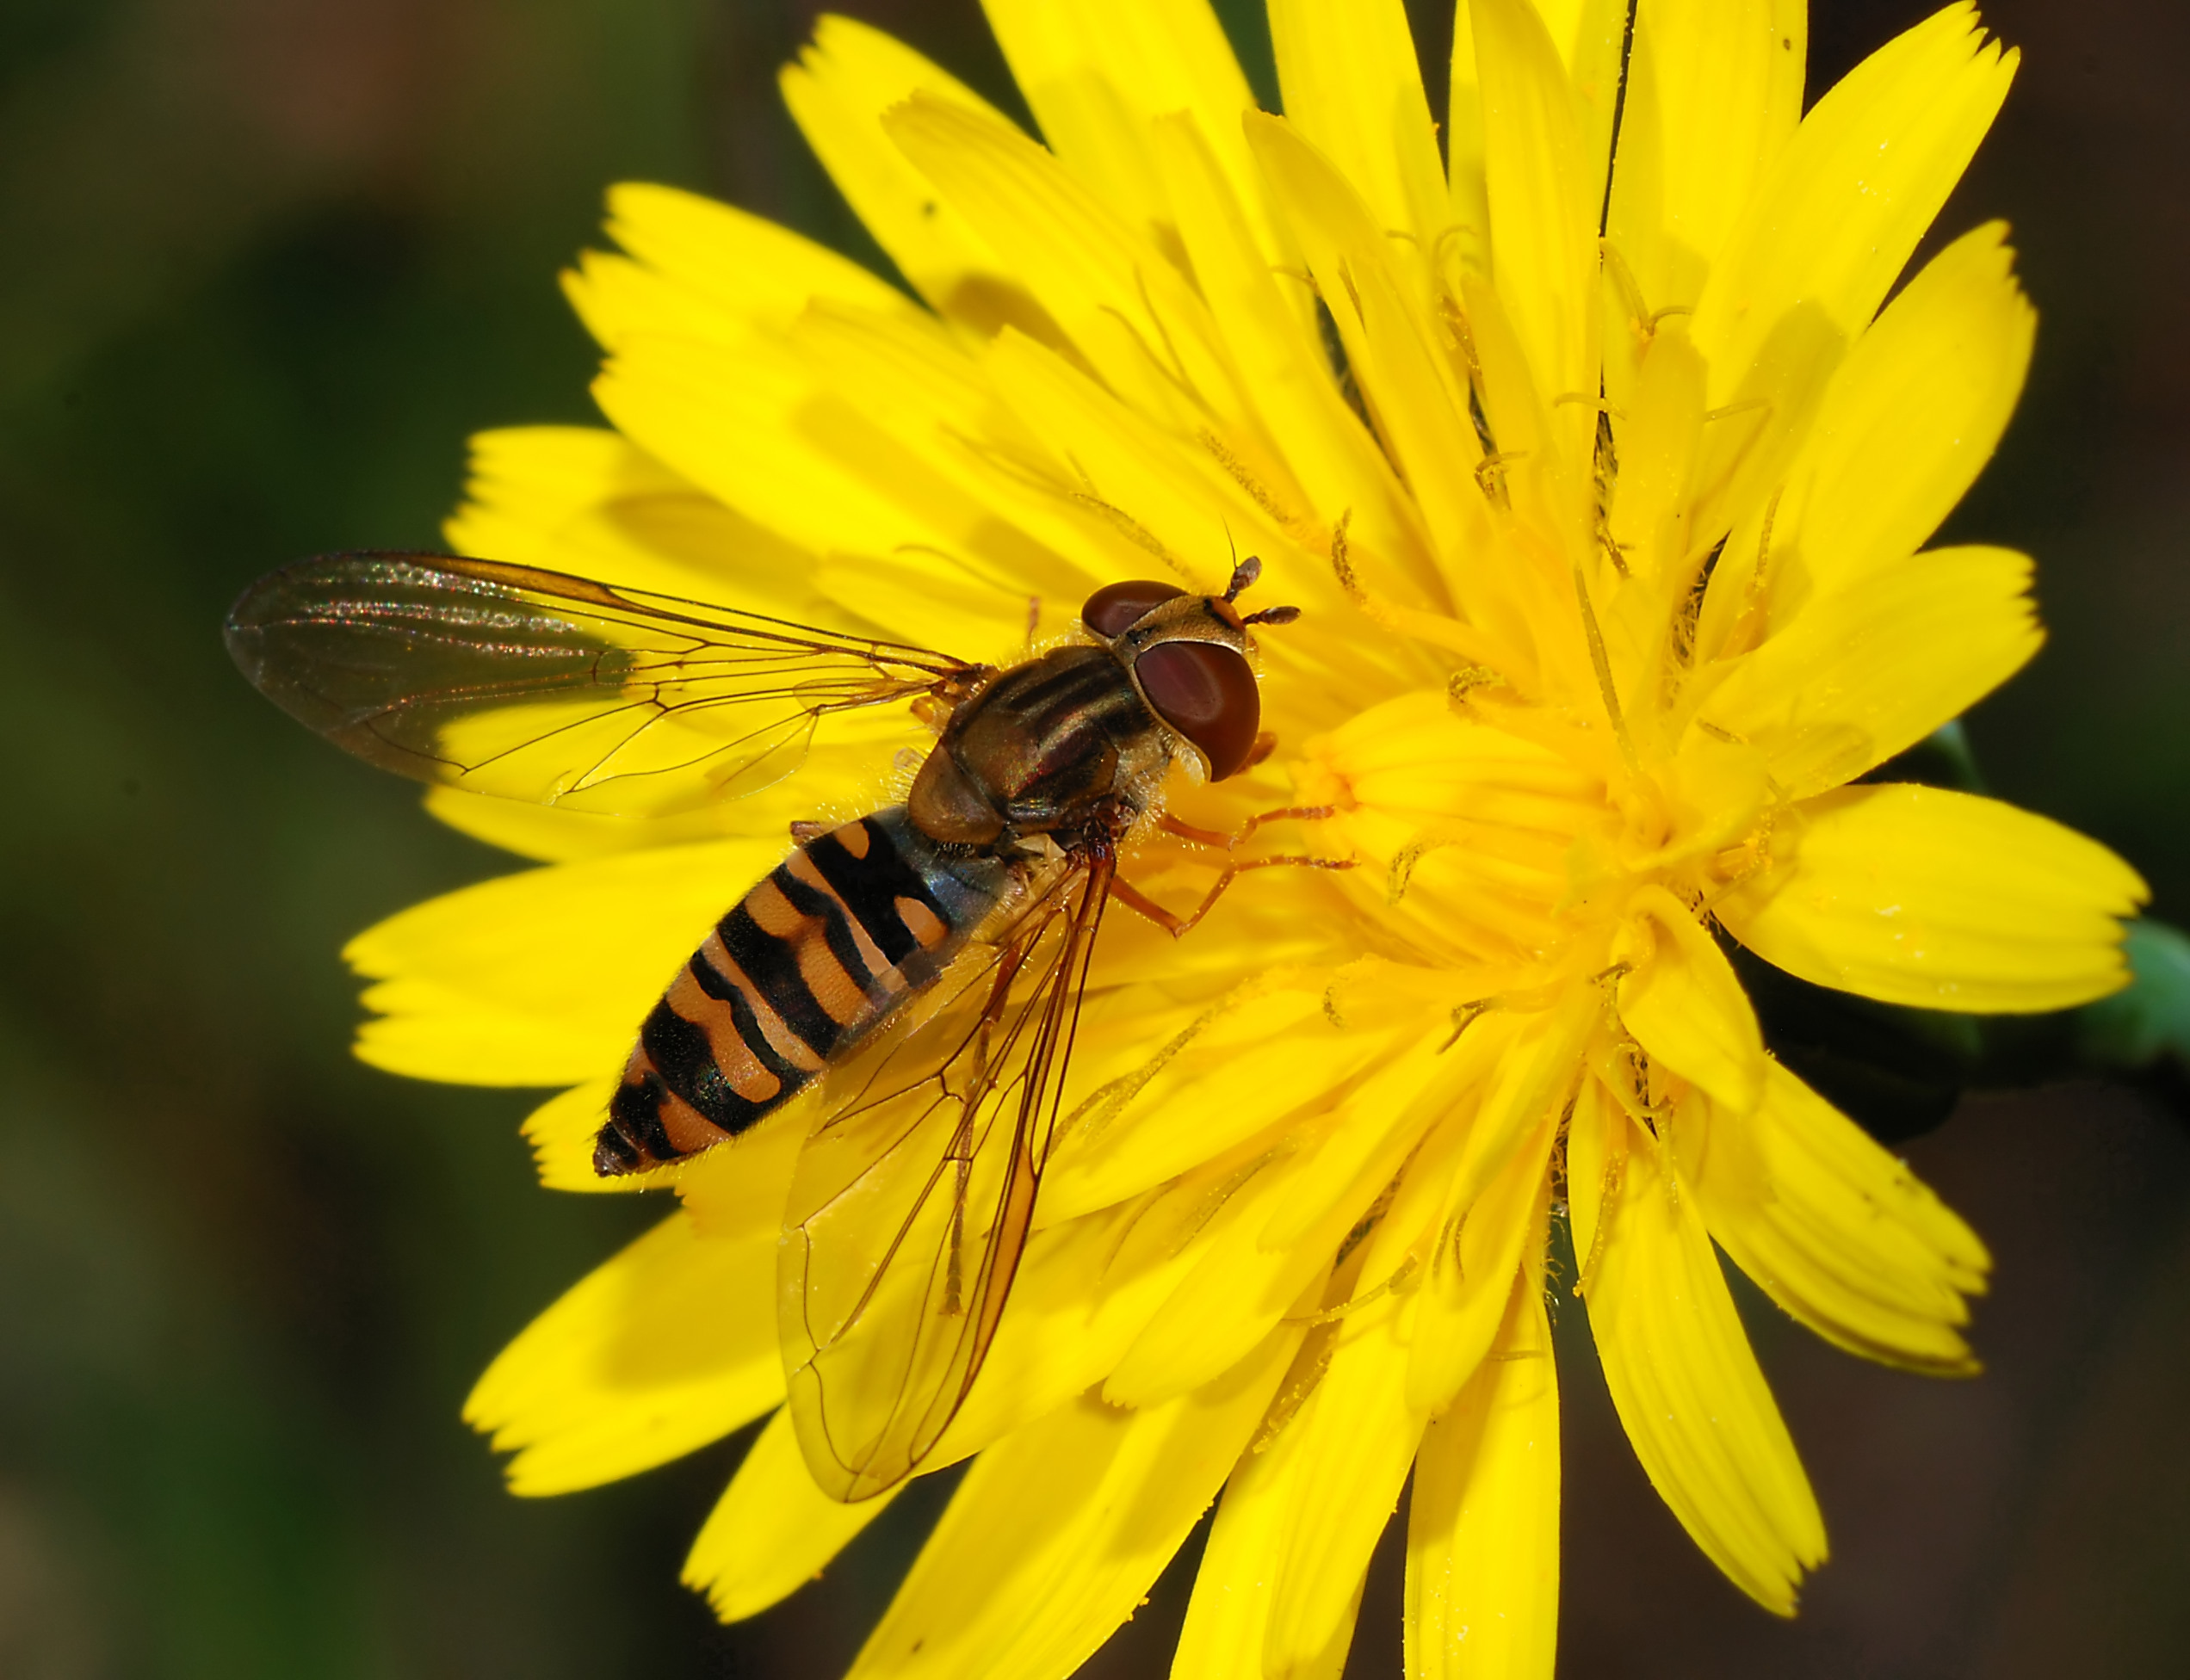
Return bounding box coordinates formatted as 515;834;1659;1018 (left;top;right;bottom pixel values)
596;809;1010;1175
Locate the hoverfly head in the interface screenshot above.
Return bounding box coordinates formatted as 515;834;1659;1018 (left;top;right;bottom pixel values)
1080;558;1297;781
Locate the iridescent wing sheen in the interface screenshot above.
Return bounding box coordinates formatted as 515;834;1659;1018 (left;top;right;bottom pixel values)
224;553;981;816
778;850;1114;1503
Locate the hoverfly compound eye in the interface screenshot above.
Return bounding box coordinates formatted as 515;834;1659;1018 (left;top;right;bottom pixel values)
1135;641;1260;780
1082;580;1187;639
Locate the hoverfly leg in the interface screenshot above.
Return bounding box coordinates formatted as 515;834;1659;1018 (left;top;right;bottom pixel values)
1114;851;1357;940
1155;813;1234;849
1157;804;1342;853
1110;872;1207;937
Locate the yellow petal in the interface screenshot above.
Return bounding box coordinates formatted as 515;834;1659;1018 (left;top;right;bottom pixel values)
1268;0;1448;270
1615;883;1766;1114
1601;325;1708;588
419;788;771;868
1680;296;1848;597
1171;1364;1360;1680
1443;990;1595;1240
1247;112;1488;583
1550;0;1637;256
1148;110;1438;600
1686;1064;1989;1373
778;15;1018;321
1699;543;2042;799
920;1110;1361;1479
1041;984;1386;1223
1106;1032;1465;1408
1304;694;1605;960
601;180;910;321
346;838;783;1086
1721;784;2148;1012
1585;1102;1826;1613
463;1208;783;1494
565;181;918;352
925;1185;1254;1470
787;301;1115;626
967;333;1393;730
975;328;1297;605
593;329;950;562
1259;1022;1512;1252
444;425;672;559
1687;3;2016;407
980;0;1282;276
1472;0;1599;471
561;249;734;353
1451;0;1625;279
1446;1;1488;278
847;1326;1299;1680
443;423;837;632
1605;0;1805;313
1265;1289;1430;1670
1406;1282;1560;1680
1774;220;2037;593
883;92;1245;435
1406;1107;1557;1413
684;1409;896;1621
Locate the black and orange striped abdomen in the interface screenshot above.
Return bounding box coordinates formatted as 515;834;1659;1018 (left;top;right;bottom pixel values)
594;808;1011;1175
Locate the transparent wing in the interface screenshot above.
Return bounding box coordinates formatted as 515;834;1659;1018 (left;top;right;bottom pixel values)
224;552;981;815
779;852;1114;1503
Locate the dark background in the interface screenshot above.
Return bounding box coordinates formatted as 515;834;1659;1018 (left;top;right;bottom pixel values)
1;1;2183;1675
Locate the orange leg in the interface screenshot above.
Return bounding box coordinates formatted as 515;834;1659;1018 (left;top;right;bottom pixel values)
1157;804;1339;853
1114;852;1356;939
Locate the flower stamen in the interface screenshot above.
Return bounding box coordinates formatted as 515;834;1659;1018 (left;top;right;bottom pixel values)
1570;551;1641;772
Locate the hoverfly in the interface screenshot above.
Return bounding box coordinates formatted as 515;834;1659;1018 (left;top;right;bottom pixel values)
225;550;1323;1500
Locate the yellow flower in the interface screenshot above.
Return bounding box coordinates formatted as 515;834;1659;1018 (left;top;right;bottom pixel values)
349;1;2144;1673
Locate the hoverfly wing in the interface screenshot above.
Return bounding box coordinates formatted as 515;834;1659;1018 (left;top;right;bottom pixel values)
778;852;1113;1503
224;553;981;816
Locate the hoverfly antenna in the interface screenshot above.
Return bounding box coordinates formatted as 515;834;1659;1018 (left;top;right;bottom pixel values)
1222;551;1294;625
1222;552;1263;602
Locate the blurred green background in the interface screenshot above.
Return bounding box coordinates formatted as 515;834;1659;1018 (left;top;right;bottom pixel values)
1;1;2184;1675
